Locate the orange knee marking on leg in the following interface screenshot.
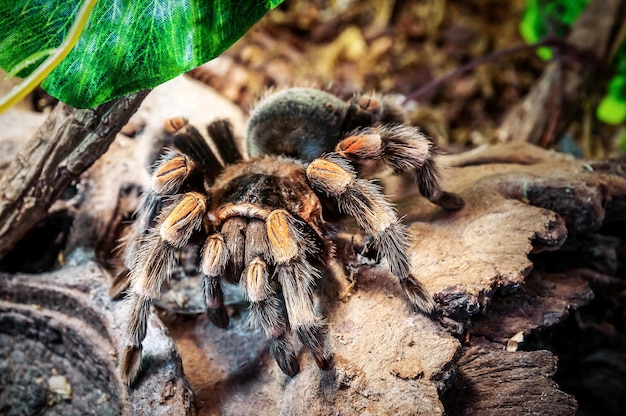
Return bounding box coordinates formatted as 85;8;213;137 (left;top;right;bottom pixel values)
244;257;271;302
357;95;380;112
160;192;206;244
152;155;194;193
202;234;228;277
306;159;354;196
266;210;299;263
336;134;382;158
163;117;188;134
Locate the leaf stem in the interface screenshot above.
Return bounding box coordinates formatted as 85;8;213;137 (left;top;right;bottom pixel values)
0;0;98;114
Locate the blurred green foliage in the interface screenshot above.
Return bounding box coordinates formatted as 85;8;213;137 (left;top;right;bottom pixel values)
520;0;626;125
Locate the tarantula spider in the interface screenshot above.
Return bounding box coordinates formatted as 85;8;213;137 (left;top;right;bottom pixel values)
119;87;463;385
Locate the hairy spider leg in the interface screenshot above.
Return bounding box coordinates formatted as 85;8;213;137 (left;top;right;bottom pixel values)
121;192;207;385
335;125;464;210
266;209;328;370
201;233;230;328
242;217;300;376
120;123;226;385
170;122;237;331
306;153;436;314
342;93;406;131
113;120;226;300
112;149;194;298
207;118;244;165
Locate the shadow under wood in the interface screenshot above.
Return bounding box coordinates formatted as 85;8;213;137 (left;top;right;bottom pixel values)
162;309;281;412
0;208;73;274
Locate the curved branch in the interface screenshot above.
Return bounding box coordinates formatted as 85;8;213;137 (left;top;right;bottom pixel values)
403;36;602;104
0;90;149;261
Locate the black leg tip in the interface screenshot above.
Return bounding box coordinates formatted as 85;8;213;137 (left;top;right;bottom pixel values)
121;345;143;387
207;307;229;328
269;337;300;377
436;191;464;211
399;277;436;315
274;351;300;377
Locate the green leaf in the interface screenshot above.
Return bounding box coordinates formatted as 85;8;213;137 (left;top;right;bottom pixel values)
519;0;542;44
596;76;626;125
597;95;626;125
0;0;283;108
5;49;57;78
520;0;590;61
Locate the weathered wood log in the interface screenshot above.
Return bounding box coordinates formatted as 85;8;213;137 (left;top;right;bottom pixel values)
443;338;578;416
406;143;626;334
0;90;149;262
471;270;595;345
162;264;461;416
0;263;194;416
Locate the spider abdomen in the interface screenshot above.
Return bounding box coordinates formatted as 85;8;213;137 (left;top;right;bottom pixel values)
246;88;351;162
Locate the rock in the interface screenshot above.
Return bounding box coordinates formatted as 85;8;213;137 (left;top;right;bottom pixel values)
47;375;72;401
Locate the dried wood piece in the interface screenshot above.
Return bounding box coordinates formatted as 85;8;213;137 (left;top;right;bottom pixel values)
281;269;460;416
444;338;578;416
400;143;626;332
0;263;194;416
165;263;461;416
444;142;574;167
471;271;595;344
568;267;626;293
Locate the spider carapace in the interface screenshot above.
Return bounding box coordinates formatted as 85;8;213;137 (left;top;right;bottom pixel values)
118;87;463;385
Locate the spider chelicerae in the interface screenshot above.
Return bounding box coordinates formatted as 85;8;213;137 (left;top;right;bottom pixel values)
118;87;463;385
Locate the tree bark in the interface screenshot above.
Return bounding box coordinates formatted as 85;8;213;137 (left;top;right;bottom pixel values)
0;90;149;261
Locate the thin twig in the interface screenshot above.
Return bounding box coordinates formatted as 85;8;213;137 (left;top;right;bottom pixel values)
403;36;602;103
